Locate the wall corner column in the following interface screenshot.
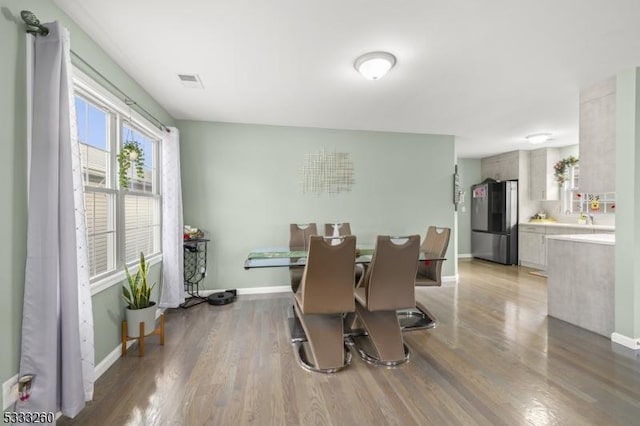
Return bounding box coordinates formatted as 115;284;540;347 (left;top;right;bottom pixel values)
613;68;640;349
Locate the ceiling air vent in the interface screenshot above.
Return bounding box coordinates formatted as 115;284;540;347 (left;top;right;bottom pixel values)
178;73;204;89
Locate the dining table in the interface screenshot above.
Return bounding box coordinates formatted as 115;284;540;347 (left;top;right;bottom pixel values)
244;247;445;269
243;246;445;342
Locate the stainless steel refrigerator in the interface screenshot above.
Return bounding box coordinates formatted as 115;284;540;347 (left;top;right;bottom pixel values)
471;180;518;265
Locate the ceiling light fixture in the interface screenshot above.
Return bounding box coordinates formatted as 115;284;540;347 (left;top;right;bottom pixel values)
354;51;397;80
526;133;552;144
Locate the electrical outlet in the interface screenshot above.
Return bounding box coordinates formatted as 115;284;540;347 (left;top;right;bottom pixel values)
18;375;34;402
2;374;19;410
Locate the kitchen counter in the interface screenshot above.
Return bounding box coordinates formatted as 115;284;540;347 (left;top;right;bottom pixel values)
546;233;614;337
519;222;614;270
545;233;615;245
524;221;615;231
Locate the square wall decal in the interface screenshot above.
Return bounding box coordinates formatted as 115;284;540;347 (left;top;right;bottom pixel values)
301;149;354;195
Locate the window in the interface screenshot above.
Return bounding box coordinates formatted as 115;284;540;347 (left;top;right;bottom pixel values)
74;76;162;282
561;165;580;215
562;165;615;215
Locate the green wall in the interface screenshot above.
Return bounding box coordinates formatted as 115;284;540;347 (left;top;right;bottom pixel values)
614;68;640;339
178;121;456;290
0;0;173;387
456;158;481;255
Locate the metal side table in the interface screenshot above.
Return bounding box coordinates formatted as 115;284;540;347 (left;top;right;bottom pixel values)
181;238;210;308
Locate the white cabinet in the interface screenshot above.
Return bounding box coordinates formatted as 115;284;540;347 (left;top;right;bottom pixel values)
529;148;560;201
519;225;546;269
519;224;600;270
579;77;616;193
481;151;519;181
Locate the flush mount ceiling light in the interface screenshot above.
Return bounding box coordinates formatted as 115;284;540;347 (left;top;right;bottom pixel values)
526;133;552;144
354;51;397;80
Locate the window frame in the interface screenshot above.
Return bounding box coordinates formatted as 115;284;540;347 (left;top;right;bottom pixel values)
562;165;615;216
561;165;580;215
119;120;162;264
73;67;163;295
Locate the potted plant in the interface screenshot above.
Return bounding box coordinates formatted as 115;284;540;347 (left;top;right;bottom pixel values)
117;140;145;189
123;252;157;338
553;155;579;185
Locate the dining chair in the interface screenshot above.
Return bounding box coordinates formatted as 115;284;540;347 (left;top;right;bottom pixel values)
353;235;420;366
323;222;352;237
323;222;365;285
289;223;318;250
293;235;357;373
289;223;318;293
415;226;451;286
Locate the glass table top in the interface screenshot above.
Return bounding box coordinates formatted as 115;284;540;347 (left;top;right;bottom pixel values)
244;247;445;269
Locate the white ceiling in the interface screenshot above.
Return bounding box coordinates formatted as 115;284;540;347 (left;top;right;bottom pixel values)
53;0;640;158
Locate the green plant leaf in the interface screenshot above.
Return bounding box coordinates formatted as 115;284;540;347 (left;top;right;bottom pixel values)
122;251;154;310
118;140;145;190
123;286;131;302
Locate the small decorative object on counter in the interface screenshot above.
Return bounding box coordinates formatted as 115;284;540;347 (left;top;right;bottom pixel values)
578;213;588;225
553;155;579;184
530;211;553;222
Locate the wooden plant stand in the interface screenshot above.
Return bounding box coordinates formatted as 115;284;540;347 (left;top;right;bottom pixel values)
121;313;165;357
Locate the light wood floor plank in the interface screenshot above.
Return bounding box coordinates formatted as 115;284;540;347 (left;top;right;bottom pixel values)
58;260;640;425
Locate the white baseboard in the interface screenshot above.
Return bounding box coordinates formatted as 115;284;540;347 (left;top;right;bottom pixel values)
611;332;640;350
238;285;290;295
520;260;546;270
199;285;290;296
95;307;165;381
95;341;135;380
442;275;458;287
458;253;473;258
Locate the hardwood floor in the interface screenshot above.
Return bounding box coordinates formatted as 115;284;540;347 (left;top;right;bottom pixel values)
59;260;640;425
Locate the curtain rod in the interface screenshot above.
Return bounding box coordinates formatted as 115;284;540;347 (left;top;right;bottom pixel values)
21;10;171;133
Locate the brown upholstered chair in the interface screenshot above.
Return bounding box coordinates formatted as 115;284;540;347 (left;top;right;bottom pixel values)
415;226;451;286
289;223;318;250
289;223;318;293
323;223;352;237
324;222;365;285
293;235;357;373
354;235;420;366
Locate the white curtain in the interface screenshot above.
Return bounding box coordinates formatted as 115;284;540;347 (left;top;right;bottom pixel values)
160;127;185;308
20;22;94;418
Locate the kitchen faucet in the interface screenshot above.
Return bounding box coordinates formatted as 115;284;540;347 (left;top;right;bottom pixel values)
588;214;595;225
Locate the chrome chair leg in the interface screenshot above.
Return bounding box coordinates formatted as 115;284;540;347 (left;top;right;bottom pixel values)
357;342;410;367
294;341;353;374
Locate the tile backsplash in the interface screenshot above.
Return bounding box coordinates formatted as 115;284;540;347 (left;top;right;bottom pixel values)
539;200;615;226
